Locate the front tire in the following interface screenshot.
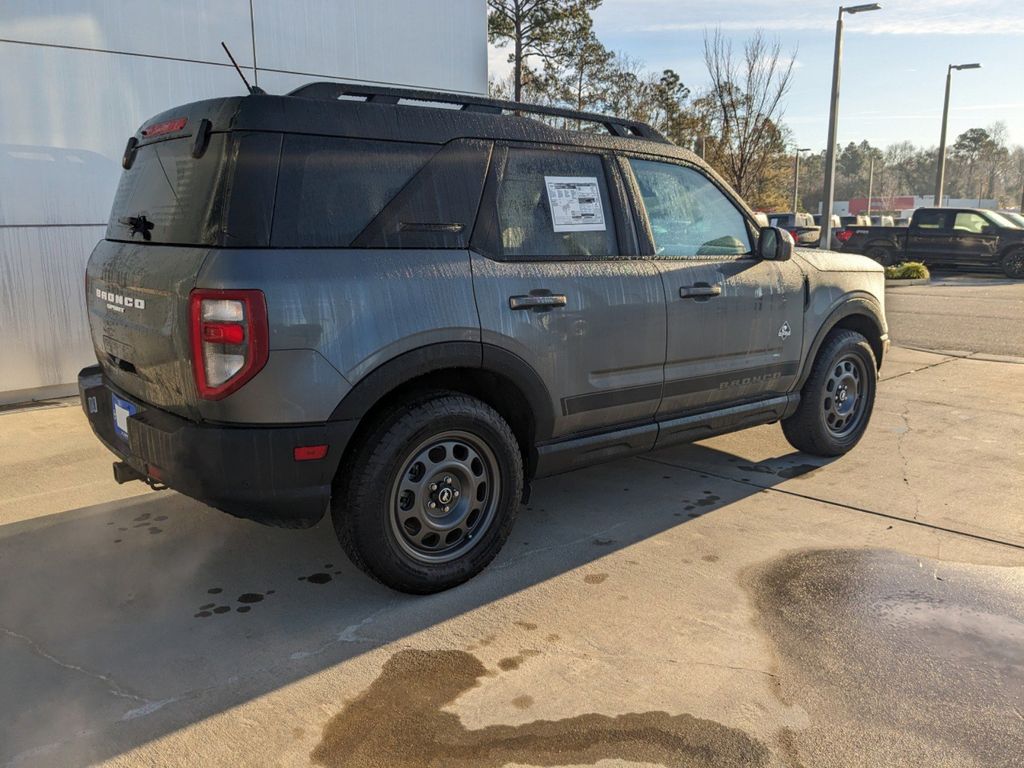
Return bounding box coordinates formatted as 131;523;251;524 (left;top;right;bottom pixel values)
1001;248;1024;279
782;330;877;457
332;392;523;594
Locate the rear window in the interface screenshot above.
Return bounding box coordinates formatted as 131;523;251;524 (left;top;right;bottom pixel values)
271;136;437;247
106;135;228;245
914;210;948;230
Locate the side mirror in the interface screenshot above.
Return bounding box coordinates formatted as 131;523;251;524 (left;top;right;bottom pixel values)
758;226;794;261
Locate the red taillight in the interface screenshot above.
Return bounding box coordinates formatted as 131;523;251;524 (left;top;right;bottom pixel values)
202;322;245;345
189;289;268;400
141;117;187;137
293;445;329;462
836;229;854;243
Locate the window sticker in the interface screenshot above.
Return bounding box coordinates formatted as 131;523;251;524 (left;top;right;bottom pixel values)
544;176;607;232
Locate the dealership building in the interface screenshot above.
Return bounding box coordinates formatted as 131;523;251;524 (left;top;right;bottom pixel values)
0;1;486;403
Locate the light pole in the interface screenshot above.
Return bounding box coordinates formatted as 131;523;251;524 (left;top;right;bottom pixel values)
934;62;981;207
819;3;882;249
866;156;874;220
792;147;811;212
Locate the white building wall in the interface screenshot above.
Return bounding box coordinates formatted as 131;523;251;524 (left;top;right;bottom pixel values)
0;0;487;403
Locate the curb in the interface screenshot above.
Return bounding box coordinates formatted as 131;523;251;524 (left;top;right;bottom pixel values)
885;277;931;287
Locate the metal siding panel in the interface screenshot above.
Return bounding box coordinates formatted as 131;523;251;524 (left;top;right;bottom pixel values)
0;1;253;64
0;45;249;227
252;0;487;94
0;225;102;392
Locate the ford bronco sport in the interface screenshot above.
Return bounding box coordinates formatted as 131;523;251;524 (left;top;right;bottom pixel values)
79;84;888;593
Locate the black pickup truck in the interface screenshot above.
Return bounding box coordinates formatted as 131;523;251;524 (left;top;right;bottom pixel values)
836;207;1024;278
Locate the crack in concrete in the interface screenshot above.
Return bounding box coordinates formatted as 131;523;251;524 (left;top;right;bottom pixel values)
1;626;148;704
893;403;923;521
640;456;1024;552
880;355;957;382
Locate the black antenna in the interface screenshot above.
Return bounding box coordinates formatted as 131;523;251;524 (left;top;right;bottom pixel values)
221;41;265;95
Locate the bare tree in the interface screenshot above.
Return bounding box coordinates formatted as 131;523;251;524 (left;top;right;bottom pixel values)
701;29;796;201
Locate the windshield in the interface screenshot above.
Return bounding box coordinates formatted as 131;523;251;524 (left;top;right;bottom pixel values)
989;211;1024;228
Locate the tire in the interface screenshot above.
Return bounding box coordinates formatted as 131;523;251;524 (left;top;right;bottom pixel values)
781;330;877;457
1001;248;1024;279
332;391;523;594
865;245;896;267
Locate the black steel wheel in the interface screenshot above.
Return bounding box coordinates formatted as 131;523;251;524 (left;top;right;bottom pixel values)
389;430;500;564
782;329;877;456
866;246;895;267
1001;248;1024;279
332;392;522;594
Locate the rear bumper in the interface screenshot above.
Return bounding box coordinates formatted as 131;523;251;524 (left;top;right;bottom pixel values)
78;366;357;528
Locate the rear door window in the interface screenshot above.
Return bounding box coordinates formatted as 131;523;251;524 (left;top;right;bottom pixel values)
271;136;436;247
485;147;618;259
914;210;949;230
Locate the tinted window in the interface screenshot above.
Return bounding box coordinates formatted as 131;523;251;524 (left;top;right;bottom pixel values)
494;148;617;259
106;134;229;246
914;210;948;230
272;136;436;247
628;159;751;258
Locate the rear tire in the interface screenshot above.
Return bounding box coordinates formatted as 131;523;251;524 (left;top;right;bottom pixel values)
332;392;523;594
866;245;896;267
1001;248;1024;279
782;330;877;457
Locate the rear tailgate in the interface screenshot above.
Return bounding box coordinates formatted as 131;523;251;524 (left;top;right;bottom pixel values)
86;240;209;417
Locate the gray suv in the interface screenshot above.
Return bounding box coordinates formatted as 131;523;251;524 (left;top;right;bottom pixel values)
78;84;888;593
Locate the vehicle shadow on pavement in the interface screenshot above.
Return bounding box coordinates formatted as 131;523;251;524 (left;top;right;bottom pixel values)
0;442;824;766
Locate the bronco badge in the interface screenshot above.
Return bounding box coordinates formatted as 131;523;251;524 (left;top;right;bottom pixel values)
778;321;792;340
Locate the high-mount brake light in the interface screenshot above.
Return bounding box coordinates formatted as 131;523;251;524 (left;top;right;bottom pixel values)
189;289;268;400
835;229;855;243
141;117;187;137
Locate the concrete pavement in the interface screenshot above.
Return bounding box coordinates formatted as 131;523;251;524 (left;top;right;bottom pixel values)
0;345;1022;767
886;272;1024;357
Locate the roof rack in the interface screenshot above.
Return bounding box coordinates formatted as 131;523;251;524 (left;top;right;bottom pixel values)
286;82;667;142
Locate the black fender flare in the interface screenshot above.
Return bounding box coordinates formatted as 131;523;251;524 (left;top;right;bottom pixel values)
796;295;887;390
329;341;556;442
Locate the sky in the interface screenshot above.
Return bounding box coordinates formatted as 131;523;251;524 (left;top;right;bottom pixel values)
487;0;1024;151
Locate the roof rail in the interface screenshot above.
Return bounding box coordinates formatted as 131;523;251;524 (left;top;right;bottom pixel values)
286;82;667;142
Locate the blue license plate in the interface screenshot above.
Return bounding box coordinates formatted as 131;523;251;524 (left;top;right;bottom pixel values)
111;393;138;442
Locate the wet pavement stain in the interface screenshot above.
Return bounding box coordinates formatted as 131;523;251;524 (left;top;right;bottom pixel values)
739;462;821;479
583;573;608;585
513;621;538;631
750;548;1024;768
311;648;769;768
496;649;540;672
300;573;333;585
511;694;534;710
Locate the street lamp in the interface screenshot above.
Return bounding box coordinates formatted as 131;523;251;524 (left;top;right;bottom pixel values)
934;62;982;207
819;3;882;249
792;147;811;213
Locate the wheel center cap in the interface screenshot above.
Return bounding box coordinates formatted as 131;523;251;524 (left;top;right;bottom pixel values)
838;390;848;403
437;487;454;505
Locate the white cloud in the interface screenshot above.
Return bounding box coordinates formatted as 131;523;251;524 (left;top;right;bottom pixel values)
611;0;1024;36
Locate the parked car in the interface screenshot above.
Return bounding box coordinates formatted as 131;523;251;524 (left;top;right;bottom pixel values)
766;212;821;247
78;84;889;593
836;207;1024;277
813;214;843;248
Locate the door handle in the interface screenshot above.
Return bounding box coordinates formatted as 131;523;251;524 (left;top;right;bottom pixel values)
679;284;721;299
509;293;567;310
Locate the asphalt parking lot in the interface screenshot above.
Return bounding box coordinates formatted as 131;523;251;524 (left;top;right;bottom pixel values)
2;279;1023;767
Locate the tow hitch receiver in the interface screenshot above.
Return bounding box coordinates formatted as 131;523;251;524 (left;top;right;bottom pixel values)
112;461;143;484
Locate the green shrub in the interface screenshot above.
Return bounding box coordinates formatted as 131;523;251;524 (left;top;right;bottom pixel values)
884;261;930;280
